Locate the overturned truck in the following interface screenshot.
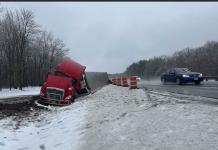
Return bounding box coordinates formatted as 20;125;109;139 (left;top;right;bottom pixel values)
39;58;109;106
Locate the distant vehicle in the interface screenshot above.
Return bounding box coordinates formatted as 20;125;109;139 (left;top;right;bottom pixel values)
160;68;204;85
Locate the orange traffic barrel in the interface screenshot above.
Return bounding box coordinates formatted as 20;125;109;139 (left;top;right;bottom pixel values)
113;78;117;85
122;77;128;87
130;76;137;89
117;77;121;86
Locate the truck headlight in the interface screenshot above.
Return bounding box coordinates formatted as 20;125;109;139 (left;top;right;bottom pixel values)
199;74;203;77
65;95;72;100
182;74;189;78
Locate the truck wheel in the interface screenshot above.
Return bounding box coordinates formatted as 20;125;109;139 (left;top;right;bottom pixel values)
71;97;75;103
176;78;182;85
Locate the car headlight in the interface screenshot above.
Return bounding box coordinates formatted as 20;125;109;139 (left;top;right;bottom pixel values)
199;74;203;77
182;74;189;78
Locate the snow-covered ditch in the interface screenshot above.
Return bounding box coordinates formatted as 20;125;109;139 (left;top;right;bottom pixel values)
0;87;40;99
0;100;87;150
1;84;218;150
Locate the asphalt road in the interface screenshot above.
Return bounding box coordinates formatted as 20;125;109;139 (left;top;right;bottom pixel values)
138;80;218;99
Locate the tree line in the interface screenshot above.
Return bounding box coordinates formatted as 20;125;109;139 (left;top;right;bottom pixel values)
0;8;68;90
124;41;218;79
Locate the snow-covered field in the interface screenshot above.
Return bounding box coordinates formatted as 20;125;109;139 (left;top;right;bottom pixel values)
1;84;218;150
0;87;40;98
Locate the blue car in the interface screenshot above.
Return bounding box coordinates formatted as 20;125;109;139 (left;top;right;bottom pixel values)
160;68;204;85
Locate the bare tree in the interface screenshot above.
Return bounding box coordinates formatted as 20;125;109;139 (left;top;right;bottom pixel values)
124;41;218;79
0;8;68;89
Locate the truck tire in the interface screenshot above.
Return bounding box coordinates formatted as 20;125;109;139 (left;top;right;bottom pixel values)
71;98;75;103
71;95;76;103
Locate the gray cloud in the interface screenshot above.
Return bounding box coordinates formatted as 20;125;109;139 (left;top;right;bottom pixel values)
2;2;218;73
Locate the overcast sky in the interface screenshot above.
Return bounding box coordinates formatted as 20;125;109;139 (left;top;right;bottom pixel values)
1;2;218;73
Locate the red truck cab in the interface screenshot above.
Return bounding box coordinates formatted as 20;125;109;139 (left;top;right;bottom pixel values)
40;58;89;106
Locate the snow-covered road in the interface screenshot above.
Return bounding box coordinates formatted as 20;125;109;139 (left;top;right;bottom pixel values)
1;85;218;150
79;85;218;150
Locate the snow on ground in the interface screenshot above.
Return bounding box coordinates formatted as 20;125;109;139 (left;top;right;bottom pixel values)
78;85;218;150
0;87;40;98
1;84;218;150
0;100;87;150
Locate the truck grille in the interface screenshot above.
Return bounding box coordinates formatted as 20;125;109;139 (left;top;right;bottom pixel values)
47;88;64;101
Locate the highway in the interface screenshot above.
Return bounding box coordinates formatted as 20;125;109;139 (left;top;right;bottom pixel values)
138;80;218;99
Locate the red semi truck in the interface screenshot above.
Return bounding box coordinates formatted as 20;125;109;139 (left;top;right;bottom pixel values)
39;58;90;106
